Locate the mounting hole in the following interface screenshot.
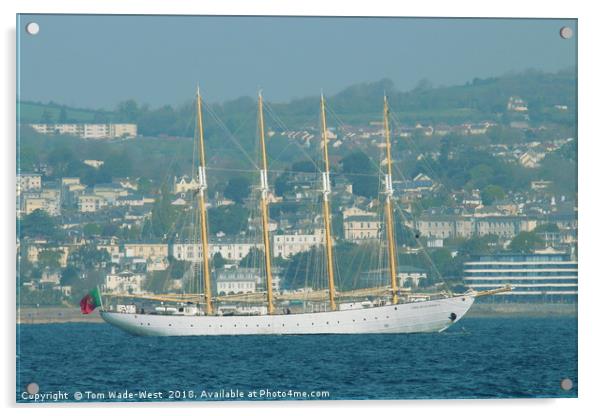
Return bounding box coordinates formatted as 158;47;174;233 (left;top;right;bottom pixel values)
26;22;40;36
560;378;573;391
559;26;573;40
26;382;39;394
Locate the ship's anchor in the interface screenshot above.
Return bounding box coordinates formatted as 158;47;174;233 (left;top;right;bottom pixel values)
449;312;457;322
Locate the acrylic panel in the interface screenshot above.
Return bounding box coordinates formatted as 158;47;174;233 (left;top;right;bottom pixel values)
16;14;577;403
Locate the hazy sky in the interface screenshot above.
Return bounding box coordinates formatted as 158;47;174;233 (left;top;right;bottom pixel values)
17;15;576;109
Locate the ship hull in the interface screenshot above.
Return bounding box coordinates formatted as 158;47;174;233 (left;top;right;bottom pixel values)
100;295;474;336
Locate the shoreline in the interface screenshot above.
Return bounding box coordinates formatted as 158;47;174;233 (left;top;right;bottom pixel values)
17;307;104;324
16;302;577;325
467;302;577;317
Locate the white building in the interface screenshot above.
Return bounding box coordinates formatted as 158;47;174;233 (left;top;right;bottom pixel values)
518;151;545;169
29;123;137;139
173;176;199;194
78;194;108;212
398;266;427;288
343;213;381;243
104;271;146;294
273;230;324;259
507;96;529;112
22;194;61;216
17;173;42;195
464;252;577;301
83;159;104;169
171;240;261;262
216;268;259;295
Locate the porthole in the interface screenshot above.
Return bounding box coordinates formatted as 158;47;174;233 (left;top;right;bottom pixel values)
190;324;194;327
394;307;398;310
282;324;285;327
363;318;367;321
168;324;172;327
326;321;329;325
147;323;150;326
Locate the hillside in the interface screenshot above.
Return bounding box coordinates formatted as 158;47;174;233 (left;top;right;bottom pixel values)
18;68;576;136
18;101;115;124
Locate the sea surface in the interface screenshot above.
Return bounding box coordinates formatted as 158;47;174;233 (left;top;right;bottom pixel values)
16;316;577;402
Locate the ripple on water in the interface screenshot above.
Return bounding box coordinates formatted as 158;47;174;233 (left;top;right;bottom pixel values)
16;317;577;401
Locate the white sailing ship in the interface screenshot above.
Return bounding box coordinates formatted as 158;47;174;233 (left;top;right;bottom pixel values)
100;88;509;336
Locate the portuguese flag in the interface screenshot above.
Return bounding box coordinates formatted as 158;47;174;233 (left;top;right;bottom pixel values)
80;287;103;314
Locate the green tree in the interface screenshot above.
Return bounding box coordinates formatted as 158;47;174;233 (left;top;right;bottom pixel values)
239;247;264;268
83;223;102;237
68;245;110;270
61;266;80;285
394;218;419;248
534;222;560;233
47;145;78;178
457;235;499;256
137;177;154;195
212;252;226;269
117;99;141;122
167;256;190;279
424;248;465;281
208;204;249;236
224;176;251;204
101;151;132;178
340;152;378;198
19;210;60;239
58;107;68;123
509;231;542;254
40;109;53;123
150;185;176;238
274;173;292;196
38;250;62;269
481;185;505;205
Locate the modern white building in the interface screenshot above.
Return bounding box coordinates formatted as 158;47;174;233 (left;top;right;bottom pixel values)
463;252;577;302
30;123;137;139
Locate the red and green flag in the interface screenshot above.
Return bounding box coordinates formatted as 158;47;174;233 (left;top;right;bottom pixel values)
80;287;103;314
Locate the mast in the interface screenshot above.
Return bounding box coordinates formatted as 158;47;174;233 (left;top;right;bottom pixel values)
320;94;337;311
383;95;399;304
257;92;275;314
196;86;213;315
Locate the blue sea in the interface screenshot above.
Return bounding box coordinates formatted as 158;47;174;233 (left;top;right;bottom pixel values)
16;316;577;402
